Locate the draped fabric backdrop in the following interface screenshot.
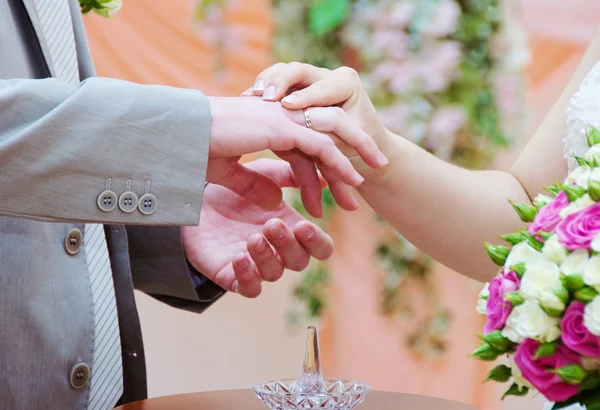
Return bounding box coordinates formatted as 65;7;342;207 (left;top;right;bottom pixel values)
83;2;600;409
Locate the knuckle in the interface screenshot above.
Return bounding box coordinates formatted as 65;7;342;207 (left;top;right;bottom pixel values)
337;66;359;81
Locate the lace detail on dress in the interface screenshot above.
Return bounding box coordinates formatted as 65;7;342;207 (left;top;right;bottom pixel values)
564;60;600;171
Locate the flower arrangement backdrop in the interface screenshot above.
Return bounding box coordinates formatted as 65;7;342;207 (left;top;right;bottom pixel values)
82;1;600;409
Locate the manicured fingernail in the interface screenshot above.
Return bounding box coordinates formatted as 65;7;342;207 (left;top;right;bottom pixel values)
263;85;276;100
355;171;365;184
240;88;253;96
282;93;299;104
254;79;266;91
255;238;267;252
232;281;239;293
268;223;284;238
378;151;389;165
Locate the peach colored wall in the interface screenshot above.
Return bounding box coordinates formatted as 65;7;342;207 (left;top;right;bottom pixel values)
82;1;593;409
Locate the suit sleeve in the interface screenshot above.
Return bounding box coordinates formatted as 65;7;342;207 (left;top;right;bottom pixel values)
0;76;209;225
125;225;227;314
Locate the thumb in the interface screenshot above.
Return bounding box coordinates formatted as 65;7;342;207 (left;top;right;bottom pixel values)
217;163;283;209
281;76;354;110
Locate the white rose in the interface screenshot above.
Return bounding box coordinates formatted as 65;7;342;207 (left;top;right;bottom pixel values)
502;299;561;343
521;258;566;311
566;166;591;188
584;296;600;336
560;194;596;218
581;356;600;371
507;354;533;389
533;194;553;208
592;233;600;253
561;249;590;275
590;167;600;183
542;235;568;265
585;144;600;165
476;283;490;315
504;242;543;269
584;255;600;289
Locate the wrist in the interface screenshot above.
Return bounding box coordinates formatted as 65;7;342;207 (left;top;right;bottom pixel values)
352;128;402;187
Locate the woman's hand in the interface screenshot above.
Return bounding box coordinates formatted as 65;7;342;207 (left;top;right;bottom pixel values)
243;63;394;204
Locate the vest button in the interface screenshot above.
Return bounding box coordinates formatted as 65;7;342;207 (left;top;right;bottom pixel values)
69;362;90;389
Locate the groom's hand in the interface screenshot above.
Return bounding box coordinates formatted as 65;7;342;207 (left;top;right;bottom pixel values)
206;97;388;218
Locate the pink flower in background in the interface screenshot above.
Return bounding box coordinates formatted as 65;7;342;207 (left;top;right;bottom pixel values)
421;0;461;37
389;62;418;94
557;201;600;250
515;339;581;402
484;270;520;334
427;106;466;160
377;103;410;135
372;29;409;58
528;191;569;237
561;302;600;357
420;41;462;92
388;1;415;28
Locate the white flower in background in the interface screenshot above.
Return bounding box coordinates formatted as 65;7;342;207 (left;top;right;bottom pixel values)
584;296;600;336
542;235;568;265
507;354;533;389
585;144;600;165
476;283;490;315
590;167;600;183
504;242;543;269
566;166;592;188
521;258;566;312
561;249;590;276
584;255;600;290
502;299;561;343
592;233;600;253
89;0;122;17
560;194;596;219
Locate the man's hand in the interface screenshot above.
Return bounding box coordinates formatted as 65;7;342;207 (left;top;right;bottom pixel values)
183;159;334;298
206;97;388;218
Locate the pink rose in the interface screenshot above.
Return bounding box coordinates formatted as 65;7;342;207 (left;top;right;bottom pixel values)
556;201;600;250
514;339;580;402
528;191;569;237
484;270;520;334
561;302;600;357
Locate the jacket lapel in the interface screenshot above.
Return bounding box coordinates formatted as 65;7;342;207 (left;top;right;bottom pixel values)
20;0;57;77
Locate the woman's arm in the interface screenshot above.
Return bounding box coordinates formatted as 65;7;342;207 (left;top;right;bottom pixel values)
250;27;600;282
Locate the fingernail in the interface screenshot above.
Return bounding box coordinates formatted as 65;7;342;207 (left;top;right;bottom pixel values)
355;171;365;184
240;88;253;96
263;85;276;100
378;151;389;165
282;93;299;104
255;238;267;252
268;223;284;239
232;281;239;293
301;225;314;241
254;79;266;91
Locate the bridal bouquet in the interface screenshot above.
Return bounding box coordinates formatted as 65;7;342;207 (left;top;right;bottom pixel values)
474;126;600;409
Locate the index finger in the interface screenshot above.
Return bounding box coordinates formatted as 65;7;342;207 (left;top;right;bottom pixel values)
255;62;331;102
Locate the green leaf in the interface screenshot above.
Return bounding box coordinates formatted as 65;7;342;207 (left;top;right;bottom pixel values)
575;156;592;168
588;126;600;147
534;342;558;359
485;364;512;383
500;232;525;246
472;343;502;361
521;232;544;251
589;180;600;202
575;286;599;303
564;274;585;292
308;0;351;36
544;183;562;197
538;231;553;241
484;242;510;266
580;373;600;392
555;364;587;385
509;263;526;278
562;184;587;202
478;330;513;352
501;383;529;400
509;200;537;223
503;291;524;306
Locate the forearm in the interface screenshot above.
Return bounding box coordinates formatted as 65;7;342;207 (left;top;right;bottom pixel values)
0;76;209;225
355;134;530;282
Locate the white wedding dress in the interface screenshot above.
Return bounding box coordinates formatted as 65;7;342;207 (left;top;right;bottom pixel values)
538;62;600;410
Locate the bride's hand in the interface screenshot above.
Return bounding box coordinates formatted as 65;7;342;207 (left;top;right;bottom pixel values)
244;63;391;167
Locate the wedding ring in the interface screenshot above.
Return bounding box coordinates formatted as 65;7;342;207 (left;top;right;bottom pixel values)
303;108;313;129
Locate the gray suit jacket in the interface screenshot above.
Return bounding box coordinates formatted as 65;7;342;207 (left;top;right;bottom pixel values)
0;0;226;408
